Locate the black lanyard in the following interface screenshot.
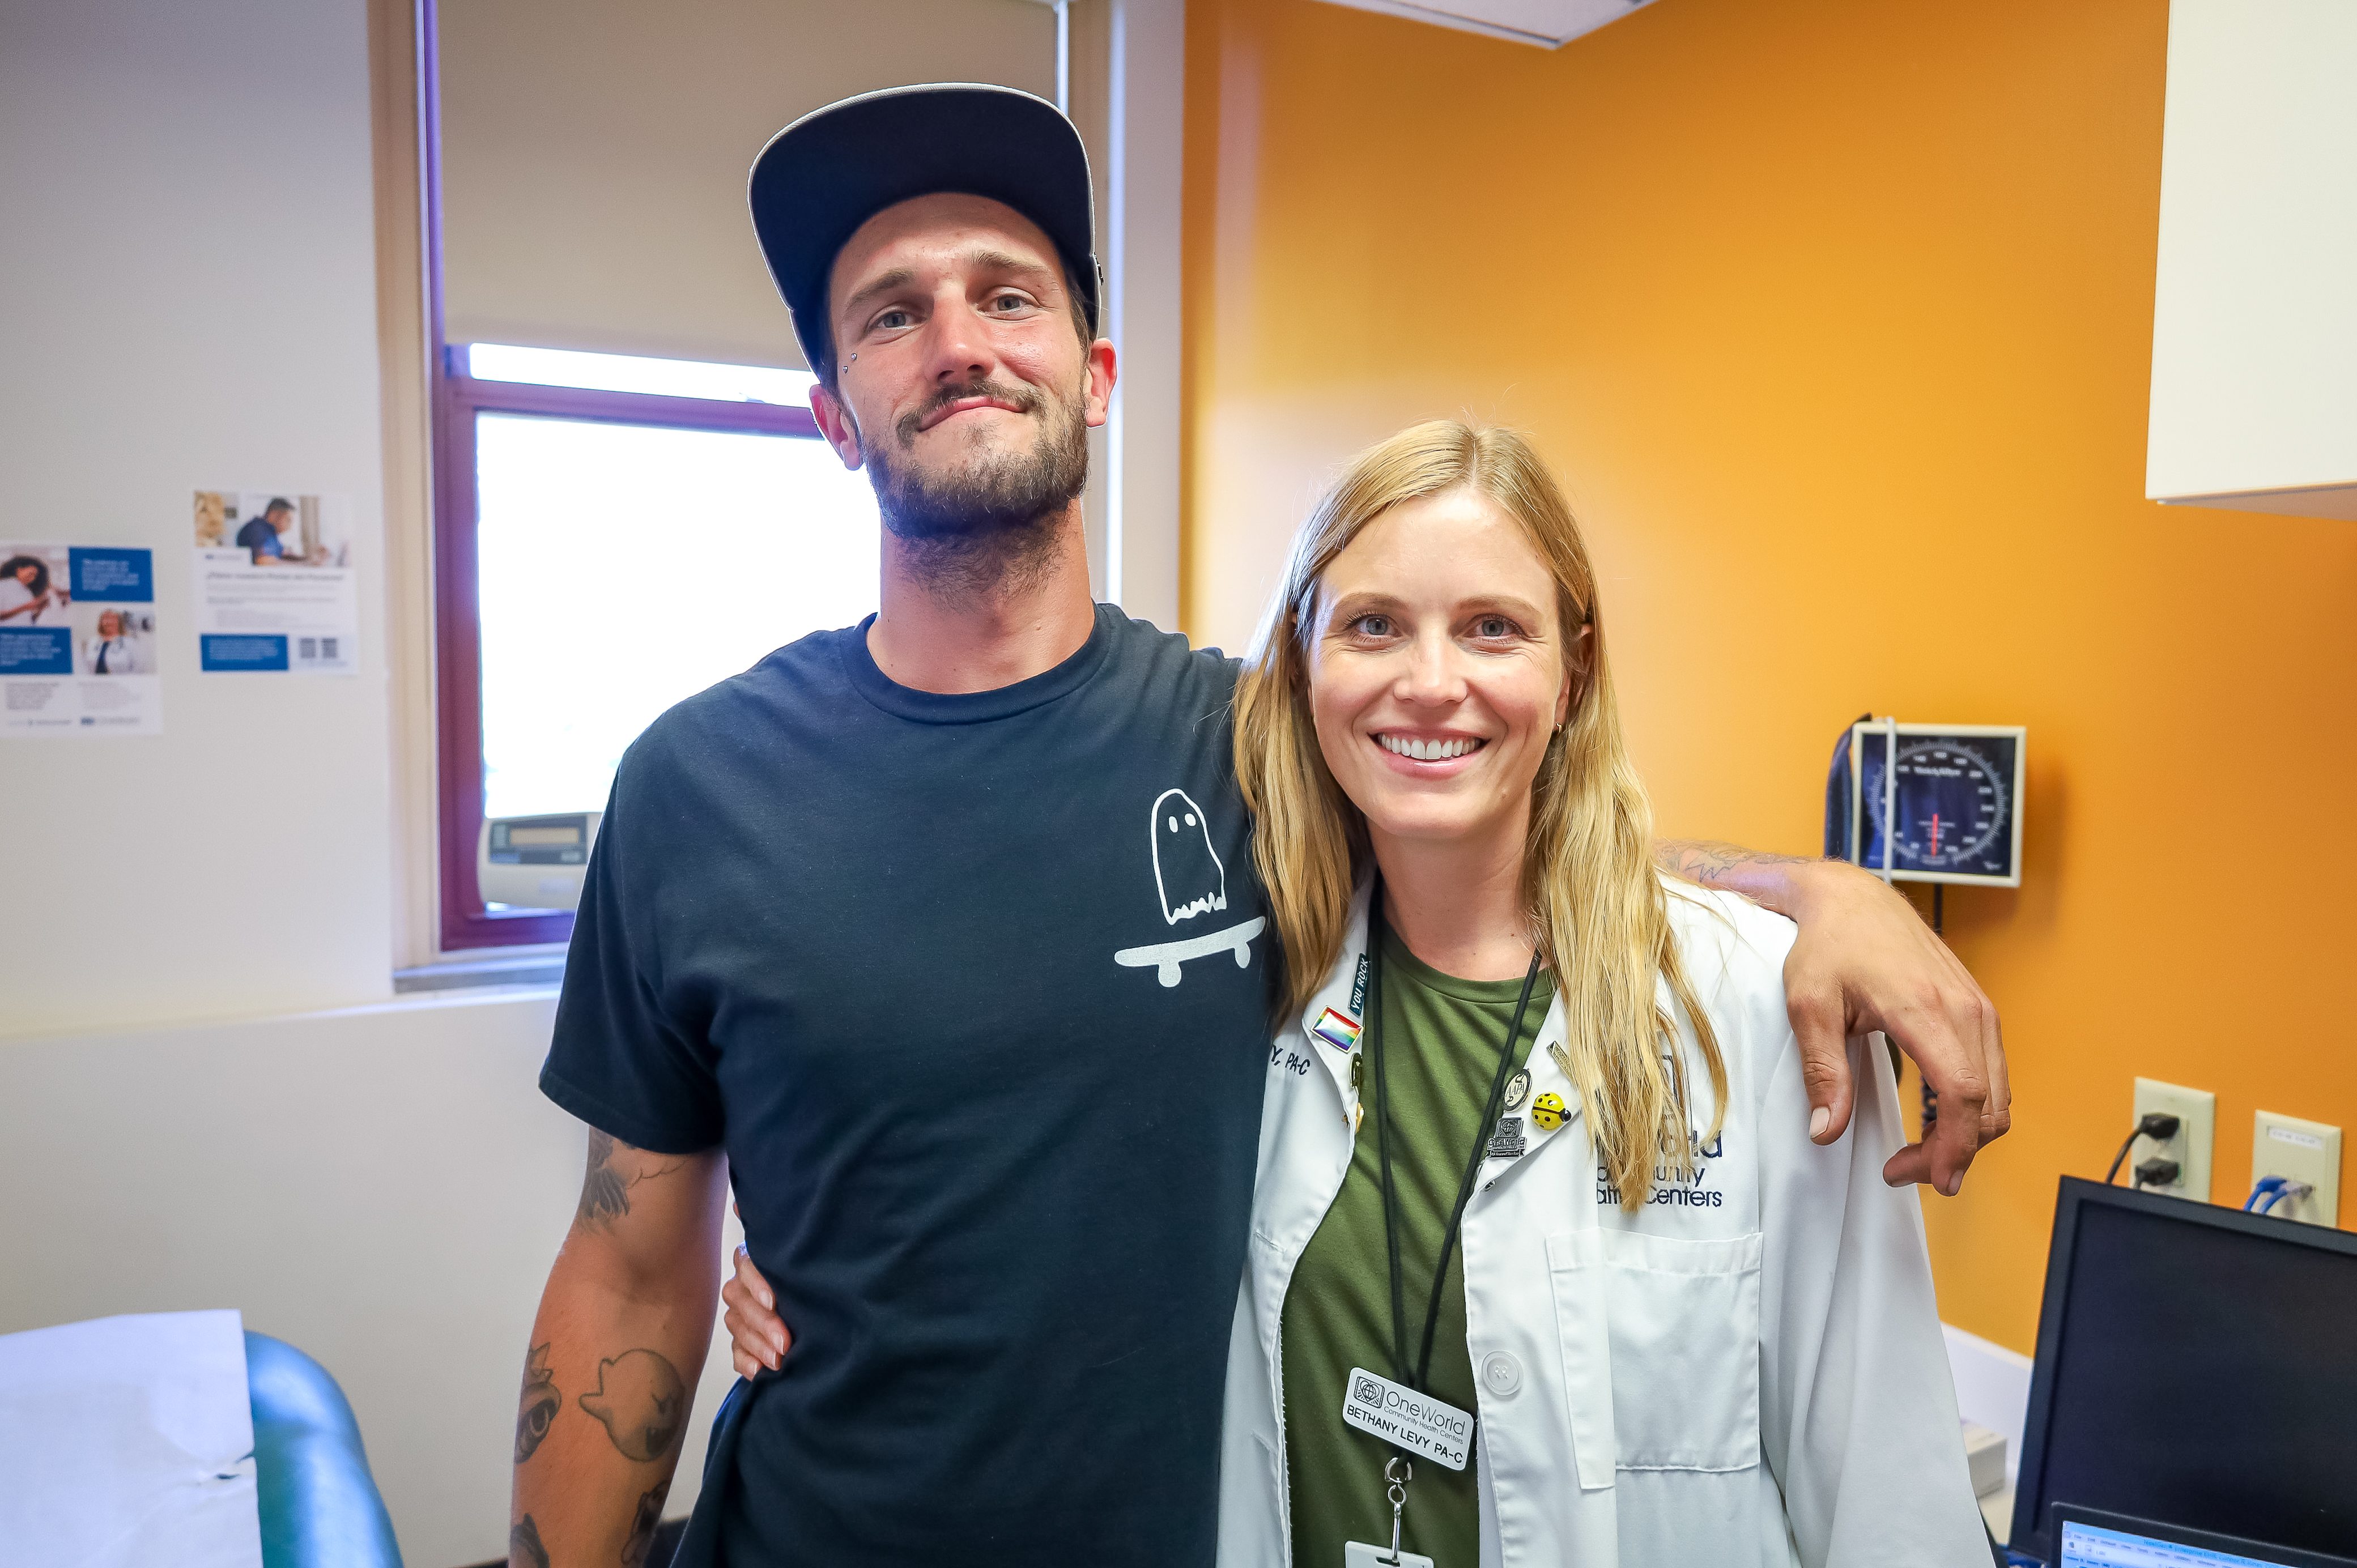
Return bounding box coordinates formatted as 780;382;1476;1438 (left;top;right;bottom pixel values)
1366;880;1545;1394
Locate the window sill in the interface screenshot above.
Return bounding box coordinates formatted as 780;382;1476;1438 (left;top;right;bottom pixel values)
394;952;566;994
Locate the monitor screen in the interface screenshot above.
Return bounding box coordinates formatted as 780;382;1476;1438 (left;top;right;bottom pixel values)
2062;1519;2306;1568
2013;1180;2357;1561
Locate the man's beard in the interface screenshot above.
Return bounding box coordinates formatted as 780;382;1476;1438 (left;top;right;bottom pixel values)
861;377;1089;598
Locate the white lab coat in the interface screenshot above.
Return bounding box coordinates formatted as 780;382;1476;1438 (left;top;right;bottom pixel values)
1218;878;1988;1568
83;634;143;674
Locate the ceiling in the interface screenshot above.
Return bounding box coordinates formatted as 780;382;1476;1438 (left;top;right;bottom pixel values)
1309;0;1659;49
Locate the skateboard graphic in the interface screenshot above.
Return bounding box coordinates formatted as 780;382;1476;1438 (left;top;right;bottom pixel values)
1113;787;1263;987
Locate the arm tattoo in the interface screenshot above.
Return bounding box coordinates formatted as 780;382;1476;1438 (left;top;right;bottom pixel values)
578;1348;688;1462
510;1514;550;1568
575;1130;687;1232
514;1343;559;1463
1656;838;1815;884
577;1131;630;1228
622;1481;671;1568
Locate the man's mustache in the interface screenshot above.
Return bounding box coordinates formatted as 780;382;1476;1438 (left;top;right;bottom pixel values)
895;380;1046;447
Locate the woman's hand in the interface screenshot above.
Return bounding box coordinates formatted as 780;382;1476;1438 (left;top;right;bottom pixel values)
722;1244;791;1377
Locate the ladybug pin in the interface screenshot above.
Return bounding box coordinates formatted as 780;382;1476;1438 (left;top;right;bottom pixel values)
1529;1092;1570;1134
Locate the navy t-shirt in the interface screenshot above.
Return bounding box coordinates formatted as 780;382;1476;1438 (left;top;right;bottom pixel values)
541;606;1274;1565
234;517;283;558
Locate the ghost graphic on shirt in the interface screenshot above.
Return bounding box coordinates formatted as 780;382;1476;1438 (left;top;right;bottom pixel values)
1151;787;1228;925
1114;786;1264;988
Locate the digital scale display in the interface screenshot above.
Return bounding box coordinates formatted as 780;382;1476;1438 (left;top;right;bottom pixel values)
487;812;593;866
1848;722;2025;887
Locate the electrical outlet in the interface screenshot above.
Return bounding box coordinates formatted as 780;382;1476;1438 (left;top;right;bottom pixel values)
2251;1111;2341;1227
2132;1077;2215;1201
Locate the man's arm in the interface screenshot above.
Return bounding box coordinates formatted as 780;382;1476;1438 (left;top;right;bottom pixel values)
511;1128;727;1568
1657;840;2010;1196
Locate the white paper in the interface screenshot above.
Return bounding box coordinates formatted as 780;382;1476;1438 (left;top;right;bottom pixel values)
0;542;164;735
192;490;358;676
0;1309;263;1568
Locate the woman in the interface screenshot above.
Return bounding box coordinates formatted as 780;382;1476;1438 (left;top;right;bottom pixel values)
0;555;62;625
725;422;1986;1565
83;608;145;674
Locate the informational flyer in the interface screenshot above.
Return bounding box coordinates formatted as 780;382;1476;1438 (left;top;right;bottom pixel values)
0;542;163;736
191;490;358;675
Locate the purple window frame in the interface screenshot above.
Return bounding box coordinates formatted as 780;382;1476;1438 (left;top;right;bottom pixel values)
419;0;824;949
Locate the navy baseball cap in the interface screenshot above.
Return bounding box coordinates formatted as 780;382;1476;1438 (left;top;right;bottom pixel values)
748;83;1101;380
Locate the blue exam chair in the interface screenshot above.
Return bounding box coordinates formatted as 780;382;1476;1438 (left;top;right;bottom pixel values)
245;1332;403;1568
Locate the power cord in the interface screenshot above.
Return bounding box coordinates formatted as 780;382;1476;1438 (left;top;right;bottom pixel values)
2130;1156;2181;1191
2106;1113;2181;1184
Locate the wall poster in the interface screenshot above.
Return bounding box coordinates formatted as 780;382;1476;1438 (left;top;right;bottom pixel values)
192;490;358;675
0;542;163;735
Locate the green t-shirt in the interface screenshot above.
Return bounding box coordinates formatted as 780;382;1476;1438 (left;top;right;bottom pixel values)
1280;930;1546;1568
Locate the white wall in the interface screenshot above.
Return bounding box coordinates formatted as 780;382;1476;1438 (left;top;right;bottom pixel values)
0;0;397;1039
0;6;684;1565
0;992;743;1568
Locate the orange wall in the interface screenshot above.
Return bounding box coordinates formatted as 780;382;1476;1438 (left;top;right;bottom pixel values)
1179;0;2357;1352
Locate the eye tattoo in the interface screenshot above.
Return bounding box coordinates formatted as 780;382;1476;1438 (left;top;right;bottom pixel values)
514;1343;560;1464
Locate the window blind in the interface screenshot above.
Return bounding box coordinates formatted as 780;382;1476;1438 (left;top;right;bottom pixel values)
437;0;1058;370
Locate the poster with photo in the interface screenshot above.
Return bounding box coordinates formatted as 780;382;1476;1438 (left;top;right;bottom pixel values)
0;542;163;735
192;489;358;675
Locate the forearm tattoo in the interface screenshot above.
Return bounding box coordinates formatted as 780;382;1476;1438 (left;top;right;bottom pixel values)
575;1131;687;1232
509;1515;550;1568
1655;839;1816;883
622;1481;671;1568
515;1343;560;1463
578;1348;689;1462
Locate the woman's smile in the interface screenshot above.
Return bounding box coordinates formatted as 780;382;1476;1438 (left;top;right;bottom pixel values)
1372;730;1489;767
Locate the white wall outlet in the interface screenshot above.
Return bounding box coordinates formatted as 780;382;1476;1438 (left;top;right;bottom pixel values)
2251;1111;2341;1227
2132;1078;2215;1201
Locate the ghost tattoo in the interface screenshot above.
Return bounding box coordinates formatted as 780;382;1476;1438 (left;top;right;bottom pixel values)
577;1348;687;1462
1150;788;1228;925
514;1343;560;1463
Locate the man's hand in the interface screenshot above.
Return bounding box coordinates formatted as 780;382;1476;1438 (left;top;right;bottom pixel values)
1658;841;2010;1195
722;1240;792;1378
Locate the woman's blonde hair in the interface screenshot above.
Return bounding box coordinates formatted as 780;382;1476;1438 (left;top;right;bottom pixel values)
1233;420;1725;1207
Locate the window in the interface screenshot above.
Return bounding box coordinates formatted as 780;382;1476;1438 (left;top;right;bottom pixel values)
433;344;879;947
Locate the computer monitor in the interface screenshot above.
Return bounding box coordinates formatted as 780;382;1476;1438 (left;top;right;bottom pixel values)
2011;1178;2357;1563
2052;1504;2357;1568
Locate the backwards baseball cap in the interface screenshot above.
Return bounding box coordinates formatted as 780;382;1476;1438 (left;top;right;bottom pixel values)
748;83;1101;381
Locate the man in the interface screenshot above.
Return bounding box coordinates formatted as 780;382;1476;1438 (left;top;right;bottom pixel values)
236;497;299;563
509;86;2007;1568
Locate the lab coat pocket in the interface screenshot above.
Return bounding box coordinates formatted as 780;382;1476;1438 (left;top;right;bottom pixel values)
1546;1228;1763;1477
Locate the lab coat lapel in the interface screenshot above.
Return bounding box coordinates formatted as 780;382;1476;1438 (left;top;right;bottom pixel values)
1295;881;1373;1108
1474;988;1582;1192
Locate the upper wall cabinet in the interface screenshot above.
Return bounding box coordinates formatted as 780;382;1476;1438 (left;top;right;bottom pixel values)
2148;0;2357;520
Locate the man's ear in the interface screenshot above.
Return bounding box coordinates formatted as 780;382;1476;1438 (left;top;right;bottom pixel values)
1082;338;1118;431
808;382;865;470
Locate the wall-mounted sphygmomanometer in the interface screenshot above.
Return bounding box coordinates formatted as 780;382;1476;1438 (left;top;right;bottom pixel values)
1825;718;2026;890
1824;717;2025;1129
478;811;602;911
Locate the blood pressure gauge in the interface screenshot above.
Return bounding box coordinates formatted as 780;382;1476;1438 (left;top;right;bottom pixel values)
1847;721;2024;887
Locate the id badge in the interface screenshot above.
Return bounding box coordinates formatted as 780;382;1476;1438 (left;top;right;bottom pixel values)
1344;1544;1436;1568
1339;1367;1473;1471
